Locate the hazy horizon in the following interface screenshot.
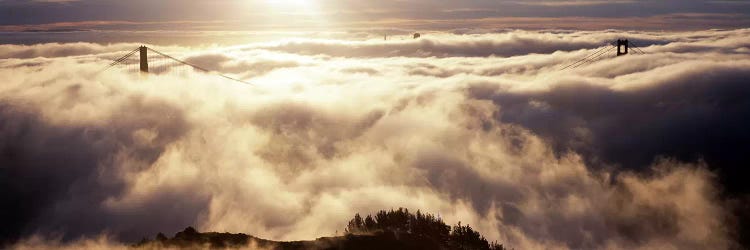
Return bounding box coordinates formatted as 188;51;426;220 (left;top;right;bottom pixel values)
2;1;750;250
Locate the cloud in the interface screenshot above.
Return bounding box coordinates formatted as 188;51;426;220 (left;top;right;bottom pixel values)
467;53;750;189
3;0;750;32
244;28;749;58
0;42;164;59
2;14;750;34
31;0;80;3
1;28;748;249
511;0;636;6
183;53;301;76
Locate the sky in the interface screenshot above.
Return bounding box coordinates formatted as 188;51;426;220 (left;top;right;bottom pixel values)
1;1;750;250
1;0;750;32
2;28;750;250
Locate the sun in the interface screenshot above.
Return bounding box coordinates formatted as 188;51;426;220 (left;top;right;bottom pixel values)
261;0;324;22
261;0;322;16
266;0;311;8
244;0;328;29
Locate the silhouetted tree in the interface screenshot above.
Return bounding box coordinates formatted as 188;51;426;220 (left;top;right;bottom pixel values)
364;215;377;231
346;213;365;233
344;208;505;250
174;226;200;242
156;232;168;241
136;212;508;250
450;222;495;250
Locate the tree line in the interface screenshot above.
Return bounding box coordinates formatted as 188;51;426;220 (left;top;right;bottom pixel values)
345;208;506;250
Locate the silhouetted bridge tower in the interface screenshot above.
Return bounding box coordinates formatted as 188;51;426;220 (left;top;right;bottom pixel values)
616;39;629;56
560;38;646;70
102;45;252;85
139;46;148;73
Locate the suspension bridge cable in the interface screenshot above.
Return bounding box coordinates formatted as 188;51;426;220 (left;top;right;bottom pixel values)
630;41;646;53
99;46;254;86
569;46;612;68
559;45;613;70
629;45;645;55
100;48;140;72
563;45;615;70
628;41;647;55
565;46;614;70
560;46;607;70
570;45;616;69
146;48;254;86
108;48;139;66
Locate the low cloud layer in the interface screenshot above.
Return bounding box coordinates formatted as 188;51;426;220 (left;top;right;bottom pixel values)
1;28;749;249
2;0;750;32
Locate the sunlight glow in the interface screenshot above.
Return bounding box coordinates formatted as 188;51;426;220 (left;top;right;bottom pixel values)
252;0;330;31
265;0;315;11
266;0;309;6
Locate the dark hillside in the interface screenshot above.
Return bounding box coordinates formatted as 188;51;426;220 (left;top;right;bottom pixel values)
136;208;507;250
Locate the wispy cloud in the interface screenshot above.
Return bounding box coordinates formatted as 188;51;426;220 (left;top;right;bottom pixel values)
2;28;748;249
2;13;749;33
32;0;79;2
1;0;750;31
511;0;636;7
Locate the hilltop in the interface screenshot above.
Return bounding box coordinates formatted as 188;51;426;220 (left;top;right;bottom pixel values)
136;208;507;250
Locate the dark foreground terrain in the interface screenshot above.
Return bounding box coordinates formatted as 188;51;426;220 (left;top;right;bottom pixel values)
136;208;507;250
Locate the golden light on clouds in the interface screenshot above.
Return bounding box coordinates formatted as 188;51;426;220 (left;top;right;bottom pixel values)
3;28;749;249
265;0;314;8
247;0;331;30
2;0;750;249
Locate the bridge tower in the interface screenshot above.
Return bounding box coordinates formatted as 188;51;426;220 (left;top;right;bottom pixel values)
139;46;149;73
616;39;629;56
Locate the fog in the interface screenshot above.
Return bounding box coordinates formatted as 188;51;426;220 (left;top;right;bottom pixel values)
2;28;748;249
